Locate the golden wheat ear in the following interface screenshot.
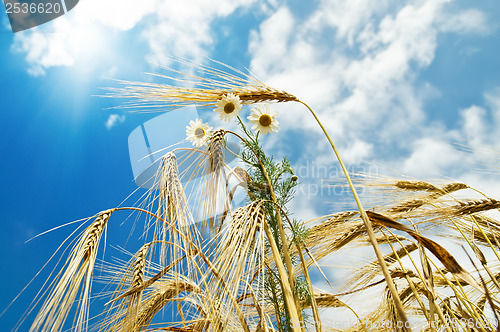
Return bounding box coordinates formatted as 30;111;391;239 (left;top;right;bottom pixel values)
187;129;236;234
389;181;468;213
103;57;297;112
30;209;114;332
144;151;201;271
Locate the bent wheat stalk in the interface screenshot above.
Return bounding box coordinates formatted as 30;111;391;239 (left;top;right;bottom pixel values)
297;100;411;330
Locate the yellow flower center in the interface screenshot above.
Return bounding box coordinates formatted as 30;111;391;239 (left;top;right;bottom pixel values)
194;127;205;138
224;102;235;114
259;114;272;127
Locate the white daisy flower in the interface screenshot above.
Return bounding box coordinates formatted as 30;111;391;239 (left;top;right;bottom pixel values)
247;104;279;135
214;93;242;122
186;119;213;147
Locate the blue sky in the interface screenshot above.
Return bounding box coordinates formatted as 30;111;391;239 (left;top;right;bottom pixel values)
1;0;500;330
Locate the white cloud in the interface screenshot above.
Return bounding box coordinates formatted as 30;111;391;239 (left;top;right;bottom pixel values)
454;89;500;196
307;0;397;46
485;88;500;125
247;1;493;189
11;3;118;75
248;6;294;76
340;139;374;164
460;105;487;146
12;0;258;74
105;113;126;129
12;18;76;76
438;8;488;34
76;0;157;31
142;0;256;63
459;89;500;148
401;137;462;177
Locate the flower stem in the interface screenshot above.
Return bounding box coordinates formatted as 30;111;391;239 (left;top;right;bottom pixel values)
298;100;411;330
255;150;304;326
227;129;304;330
